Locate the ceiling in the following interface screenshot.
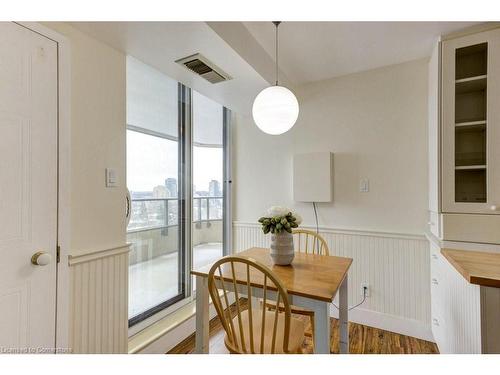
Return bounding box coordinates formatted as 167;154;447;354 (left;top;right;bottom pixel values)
243;22;480;84
70;22;482;115
70;22;269;114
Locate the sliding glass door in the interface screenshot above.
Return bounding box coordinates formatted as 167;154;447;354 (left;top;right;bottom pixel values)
126;57;186;325
126;56;231;327
191;91;229;278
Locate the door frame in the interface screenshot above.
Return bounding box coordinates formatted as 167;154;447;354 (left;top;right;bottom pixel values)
16;22;72;352
222;107;232;256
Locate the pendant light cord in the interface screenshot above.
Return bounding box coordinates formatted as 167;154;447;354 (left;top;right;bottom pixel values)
273;21;281;86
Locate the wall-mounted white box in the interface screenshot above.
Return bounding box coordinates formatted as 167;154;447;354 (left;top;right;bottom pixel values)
293;152;333;202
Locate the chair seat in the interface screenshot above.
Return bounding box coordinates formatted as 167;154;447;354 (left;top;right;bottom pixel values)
224;308;306;354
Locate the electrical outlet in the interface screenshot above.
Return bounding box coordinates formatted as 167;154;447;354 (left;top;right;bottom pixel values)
360;283;370;297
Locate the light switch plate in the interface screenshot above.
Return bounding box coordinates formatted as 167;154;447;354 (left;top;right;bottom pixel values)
106;168;118;187
359;178;369;193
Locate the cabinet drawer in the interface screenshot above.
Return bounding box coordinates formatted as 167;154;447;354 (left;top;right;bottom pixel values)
442;213;500;244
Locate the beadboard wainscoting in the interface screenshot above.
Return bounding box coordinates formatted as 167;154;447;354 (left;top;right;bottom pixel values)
232;222;433;341
68;245;130;353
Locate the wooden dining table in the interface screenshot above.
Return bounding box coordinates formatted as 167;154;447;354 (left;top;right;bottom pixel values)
191;247;353;354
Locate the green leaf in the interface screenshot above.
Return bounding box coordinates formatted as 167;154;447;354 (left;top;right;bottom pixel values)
258;217;267;223
285;227;292;233
280;218;288;225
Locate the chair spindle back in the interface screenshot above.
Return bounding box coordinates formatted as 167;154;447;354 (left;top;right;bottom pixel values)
207;256;292;354
293;229;330;255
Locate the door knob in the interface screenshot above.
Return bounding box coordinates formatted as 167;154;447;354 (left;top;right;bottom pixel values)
31;251;52;266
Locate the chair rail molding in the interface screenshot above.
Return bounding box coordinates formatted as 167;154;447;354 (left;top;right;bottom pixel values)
232;221;433;341
69;244;130;353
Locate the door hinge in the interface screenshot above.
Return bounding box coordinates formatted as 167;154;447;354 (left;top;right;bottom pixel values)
56;245;61;263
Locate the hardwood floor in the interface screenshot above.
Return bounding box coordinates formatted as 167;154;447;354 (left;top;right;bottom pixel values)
167;300;439;354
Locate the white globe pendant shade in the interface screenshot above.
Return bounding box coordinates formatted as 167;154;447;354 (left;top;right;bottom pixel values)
252;85;299;135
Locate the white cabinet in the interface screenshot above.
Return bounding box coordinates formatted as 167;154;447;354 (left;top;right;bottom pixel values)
441;28;500;214
428;26;500;353
430;243;482;353
428;26;500;244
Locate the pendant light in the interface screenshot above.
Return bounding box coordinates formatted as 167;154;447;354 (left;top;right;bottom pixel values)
252;21;299;135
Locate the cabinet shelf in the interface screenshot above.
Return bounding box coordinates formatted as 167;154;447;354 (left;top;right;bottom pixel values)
455;75;487;94
455;120;486;128
455;75;487;84
455;165;486;170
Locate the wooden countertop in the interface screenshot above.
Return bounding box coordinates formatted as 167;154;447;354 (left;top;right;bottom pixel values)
441;248;500;288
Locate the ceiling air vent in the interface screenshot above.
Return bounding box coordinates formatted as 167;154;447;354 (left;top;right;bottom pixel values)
176;53;231;84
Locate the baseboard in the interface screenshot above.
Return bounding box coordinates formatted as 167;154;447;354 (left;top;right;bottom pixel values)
330;305;434;343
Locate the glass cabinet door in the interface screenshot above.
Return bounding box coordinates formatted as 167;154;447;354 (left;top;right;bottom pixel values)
442;28;500;214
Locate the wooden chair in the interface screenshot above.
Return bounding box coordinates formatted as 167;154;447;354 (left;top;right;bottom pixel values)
267;230;330;348
293;229;330;256
208;256;307;354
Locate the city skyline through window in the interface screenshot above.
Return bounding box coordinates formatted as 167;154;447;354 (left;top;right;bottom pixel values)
127;130;222;198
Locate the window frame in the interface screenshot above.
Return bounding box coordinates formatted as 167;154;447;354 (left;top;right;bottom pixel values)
126;83;190;327
126;78;231;330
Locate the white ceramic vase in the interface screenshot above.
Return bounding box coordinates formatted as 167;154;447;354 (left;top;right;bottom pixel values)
270;231;294;265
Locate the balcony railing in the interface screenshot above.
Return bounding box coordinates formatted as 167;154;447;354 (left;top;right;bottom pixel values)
127;197;223;233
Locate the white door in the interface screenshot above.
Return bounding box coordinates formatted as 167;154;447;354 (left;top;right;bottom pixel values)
0;22;58;353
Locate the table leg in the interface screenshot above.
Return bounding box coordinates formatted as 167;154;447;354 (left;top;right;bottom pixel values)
312;301;330;354
195;275;209;353
339;275;349;354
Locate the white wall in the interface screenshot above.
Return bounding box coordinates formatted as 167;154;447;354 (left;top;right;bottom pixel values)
234;59;429;235
233;59;433;340
45;22;127;255
43;22;128;353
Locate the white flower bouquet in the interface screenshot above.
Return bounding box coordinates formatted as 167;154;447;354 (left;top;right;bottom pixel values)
258;206;302;234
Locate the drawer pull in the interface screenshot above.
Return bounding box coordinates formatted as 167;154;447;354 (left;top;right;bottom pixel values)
432;278;439;285
432;318;439;326
432;254;438;260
